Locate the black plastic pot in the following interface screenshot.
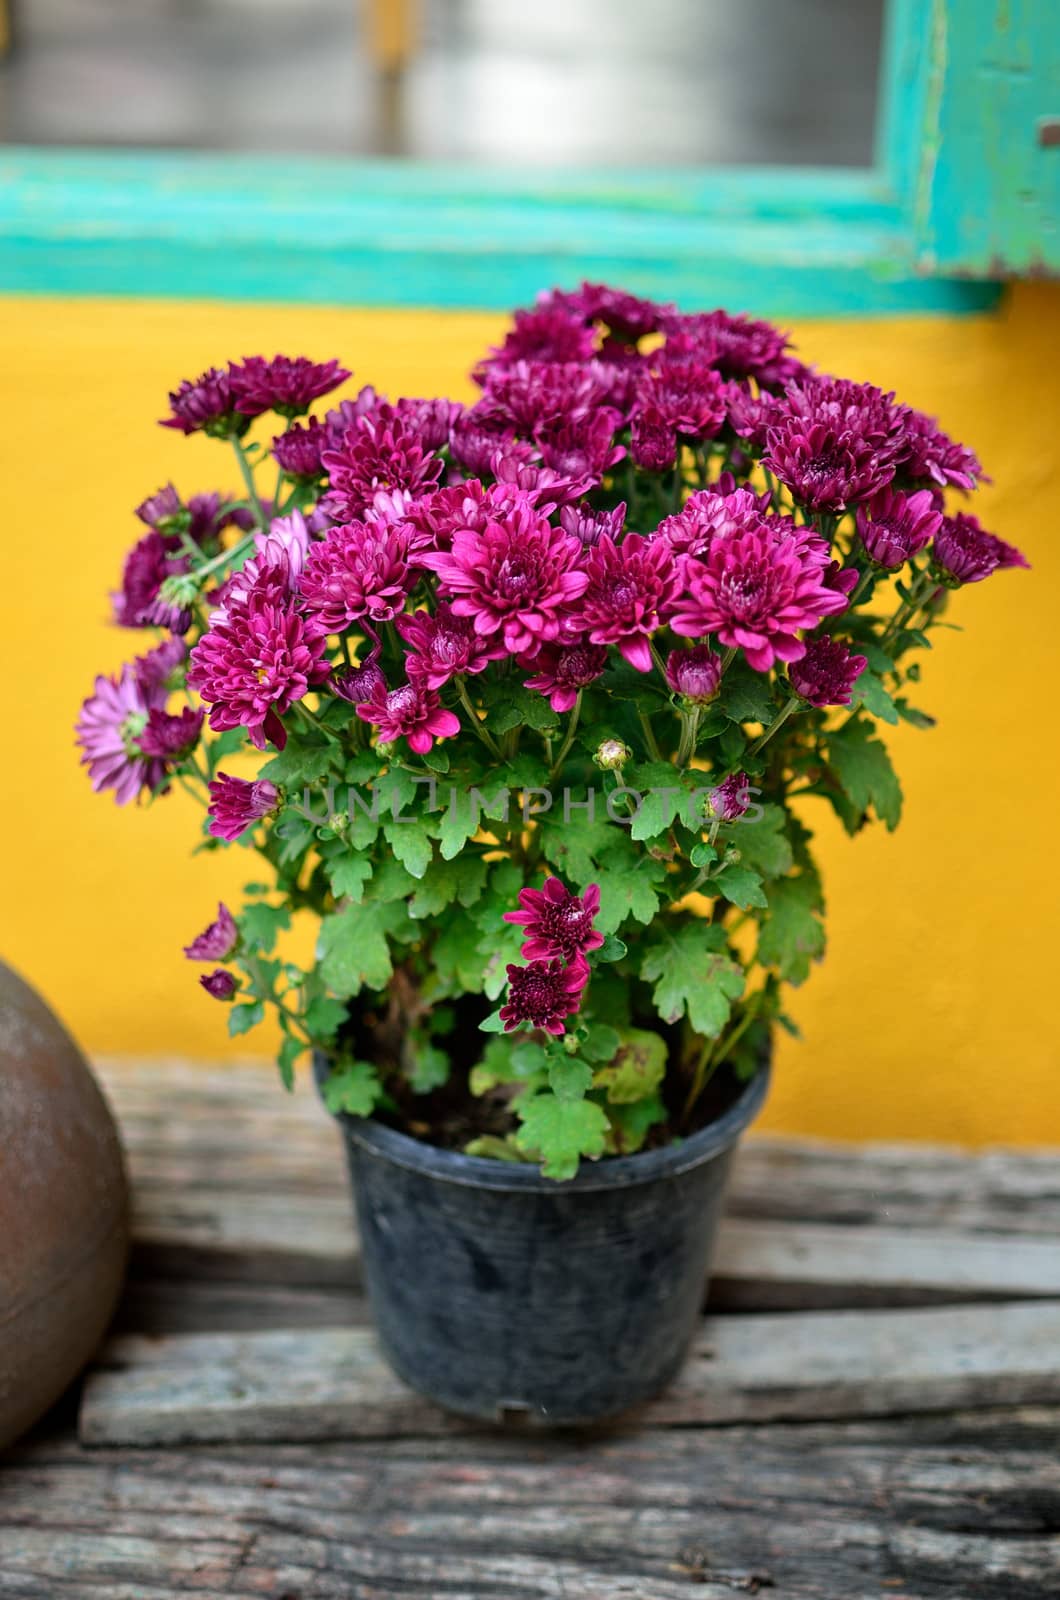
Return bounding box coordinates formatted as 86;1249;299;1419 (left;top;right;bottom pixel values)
318;1054;770;1427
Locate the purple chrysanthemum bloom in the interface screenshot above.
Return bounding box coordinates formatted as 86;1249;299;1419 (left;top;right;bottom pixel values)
665;646;724;704
135;636;188;691
857;487;943;571
823;559;861;599
763;418;897;514
661;308;799;384
75;663;170;805
558;500;627;550
504;877;604;964
535;407;626;480
576;532;682;672
709;771;751;822
322;413;443;520
398;480;494;553
184;903;239;962
200;969;239;1001
299;520;415;637
418;494;589;654
135;483;183;531
932;513;1029;585
638;356;728;439
726;383;785;449
188;560;330;750
325;387;384;441
138;705;204;762
897;408;983;490
789;635;868;708
477;360;609;434
230;355;350;419
521;638;609;711
207;772;280;840
355;678;461;755
397;603;503;690
670;513;847;672
162;367;245;437
655;487;770;561
394;397;465;453
499;955;589;1036
113;531;193;633
273;416;328;479
629;403;677;472
449;408;529;477
331;654;387;705
490;449;596;510
189;493;255;546
475;305;598;382
564;282;670;341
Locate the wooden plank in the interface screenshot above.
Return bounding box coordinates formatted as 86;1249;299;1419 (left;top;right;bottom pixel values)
79;1300;1060;1447
8;1409;1060;1600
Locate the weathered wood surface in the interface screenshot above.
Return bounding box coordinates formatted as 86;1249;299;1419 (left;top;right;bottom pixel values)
1;1057;1058;1599
96;1058;1060;1312
80;1300;1060;1448
4;1410;1060;1599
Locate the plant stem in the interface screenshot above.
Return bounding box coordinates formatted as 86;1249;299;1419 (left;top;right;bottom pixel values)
681;995;761;1125
746;694;800;757
455;679;503;759
192;530;256;583
847;567;874;607
638;709;664;762
675;706;700;767
232;437;268;527
548;690;582;779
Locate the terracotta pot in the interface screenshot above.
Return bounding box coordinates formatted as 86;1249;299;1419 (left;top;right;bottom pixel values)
0;961;129;1449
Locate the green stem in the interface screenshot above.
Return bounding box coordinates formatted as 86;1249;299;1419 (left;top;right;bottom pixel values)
846;567;874;607
232;437;268;527
548;691;583;780
675;706;700;767
455;679;503;759
880;572;936;647
192;530;256;583
746;694;800;758
682;994;761;1125
638;709;664;763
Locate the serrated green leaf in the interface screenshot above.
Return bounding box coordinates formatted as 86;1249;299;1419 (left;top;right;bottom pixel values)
827;719;903;830
407;1040;450;1094
273;810;317;866
719;663;777;725
594;844;668;934
606;1093;668;1155
640;922;744;1039
515;1092;609;1180
228;999;265;1037
325;851;373;903
729;804;793;877
579;1022;623;1063
593;1027;668;1104
854;672;900;725
260;739;338;787
238;901;291;953
690;841;718;870
382;819;433;879
434;912;490;993
322;1058;384;1117
277;1034;305;1090
548;1057;593;1101
464;1135;529;1163
317;902;398;998
303;994;348;1040
756;875;826;984
597;934;627;962
713;862;768;910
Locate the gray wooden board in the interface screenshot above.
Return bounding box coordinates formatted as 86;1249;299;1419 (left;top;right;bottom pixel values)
80;1300;1060;1448
4;1410;1059;1599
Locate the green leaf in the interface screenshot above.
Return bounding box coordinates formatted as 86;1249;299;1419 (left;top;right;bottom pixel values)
365;857;419;903
640;923;744;1039
277;1034;305;1091
479;921;526;1000
827;719;903;830
238;901;291;954
325;850;373;903
510;1039;550;1077
596;934;627;963
260;738;337;787
627;764;690;842
382;819;433;880
488;685;560;735
578;1022;623;1063
515;1092;609;1180
317;902;398;999
548;1057;593;1101
719;663;777;725
854;672;900;725
434;912;490;993
756;875;826;984
713;862;768;910
322;1058;384;1118
593;1027;668;1104
730;804;793;877
594;844;668;934
606;1093;668;1155
303;994;348;1040
407;1040;450;1094
464;1135;529;1163
228;1000;265;1037
273;810;317;867
690;841;718;871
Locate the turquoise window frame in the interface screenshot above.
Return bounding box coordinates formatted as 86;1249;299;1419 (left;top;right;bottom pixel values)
0;0;1053;315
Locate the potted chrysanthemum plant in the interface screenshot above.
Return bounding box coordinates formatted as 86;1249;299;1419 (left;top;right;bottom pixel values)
77;291;1026;1423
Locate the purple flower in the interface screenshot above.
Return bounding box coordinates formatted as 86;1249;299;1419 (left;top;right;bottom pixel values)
322;413;443;520
135;483;183;530
188;560;331;750
789;636;867;708
534;408;626;480
112;532;193;633
670;512;848;672
932;513;1029;585
637;355;728;439
331;653;387;704
162;367;244;436
629;403;677;472
200;969;239;1001
400;480;496;552
709;772;751;822
394;397;465;452
521;639;609;712
418;494;589;655
565;282;669;341
490;449;596;510
355;677;461;755
857;488;943;571
477;360;609;434
449;410;529;477
75;662;170;805
298;521;415;637
135;636;187;691
665;646;723;704
558;501;626;549
504;877;604;964
273;417;328;479
763;418;897;513
656;487;770;560
230;355;351;418
397;603;503;689
138;705;204;762
207;773;280;841
476;305;598;380
500;956;589;1035
325;386;384;440
576;533;682;672
661;308;798;384
184;903;239;962
897;409;983;490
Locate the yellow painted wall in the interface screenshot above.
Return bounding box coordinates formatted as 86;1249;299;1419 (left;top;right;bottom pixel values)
1;287;1057;1145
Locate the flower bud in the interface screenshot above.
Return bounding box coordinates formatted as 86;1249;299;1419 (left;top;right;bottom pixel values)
331;659;386;705
593;738;632;771
708;771;751;822
665;646;723;706
200;968;239;1001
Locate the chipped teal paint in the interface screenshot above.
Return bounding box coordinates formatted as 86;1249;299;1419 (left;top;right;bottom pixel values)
910;0;1060;274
